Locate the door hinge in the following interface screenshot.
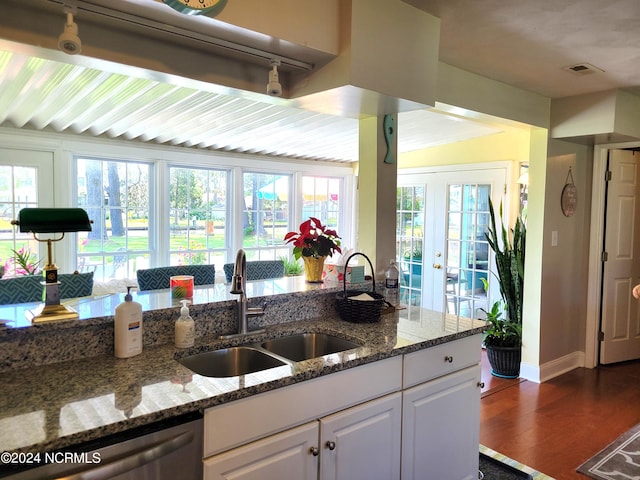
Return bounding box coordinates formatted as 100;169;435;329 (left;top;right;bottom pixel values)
605;170;612;181
599;331;605;341
602;251;608;262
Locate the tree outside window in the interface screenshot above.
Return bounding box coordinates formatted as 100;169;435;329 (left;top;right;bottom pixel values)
77;158;150;279
169;167;227;268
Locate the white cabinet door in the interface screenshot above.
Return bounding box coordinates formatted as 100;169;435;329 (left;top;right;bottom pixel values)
401;365;480;480
203;422;318;480
320;392;402;480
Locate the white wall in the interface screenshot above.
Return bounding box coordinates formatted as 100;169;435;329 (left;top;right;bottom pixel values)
536;140;593;377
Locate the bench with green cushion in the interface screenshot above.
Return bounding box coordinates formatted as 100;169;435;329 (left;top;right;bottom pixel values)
223;260;284;283
136;265;215;291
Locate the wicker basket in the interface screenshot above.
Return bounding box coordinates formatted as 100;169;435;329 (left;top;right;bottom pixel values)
335;252;388;323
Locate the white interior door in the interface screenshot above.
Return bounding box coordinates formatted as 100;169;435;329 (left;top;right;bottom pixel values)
398;167;506;318
600;149;640;364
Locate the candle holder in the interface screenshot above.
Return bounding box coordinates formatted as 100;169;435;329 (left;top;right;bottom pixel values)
171;275;194;299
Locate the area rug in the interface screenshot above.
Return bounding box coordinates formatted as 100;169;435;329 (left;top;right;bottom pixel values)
480;445;554;479
479;452;533;479
577;423;640;479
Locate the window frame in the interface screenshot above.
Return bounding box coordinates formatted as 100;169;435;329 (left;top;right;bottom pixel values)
8;131;356;281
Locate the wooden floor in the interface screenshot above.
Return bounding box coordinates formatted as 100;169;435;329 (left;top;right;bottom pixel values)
479;351;640;479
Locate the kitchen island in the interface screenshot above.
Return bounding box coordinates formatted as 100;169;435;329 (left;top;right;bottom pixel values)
0;277;485;479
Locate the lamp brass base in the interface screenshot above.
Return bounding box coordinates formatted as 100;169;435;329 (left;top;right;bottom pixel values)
26;303;79;323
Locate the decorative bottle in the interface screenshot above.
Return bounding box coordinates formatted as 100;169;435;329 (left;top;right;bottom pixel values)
385;259;400;308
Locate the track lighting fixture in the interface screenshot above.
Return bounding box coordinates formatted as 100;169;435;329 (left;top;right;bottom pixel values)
58;4;82;55
266;59;282;97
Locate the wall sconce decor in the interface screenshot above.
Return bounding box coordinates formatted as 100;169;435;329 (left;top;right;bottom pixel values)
561;167;577;217
163;0;228;16
12;208;92;323
383;114;396;164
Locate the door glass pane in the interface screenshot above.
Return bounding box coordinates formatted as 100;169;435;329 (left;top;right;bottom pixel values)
445;183;490;319
396;185;424;306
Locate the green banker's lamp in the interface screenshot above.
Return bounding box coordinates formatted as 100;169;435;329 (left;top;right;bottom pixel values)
12;208;93;323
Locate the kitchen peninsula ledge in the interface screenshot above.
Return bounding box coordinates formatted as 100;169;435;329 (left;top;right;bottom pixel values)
0;277;485;460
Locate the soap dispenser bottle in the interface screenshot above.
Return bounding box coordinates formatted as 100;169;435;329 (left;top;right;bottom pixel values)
175;300;195;348
114;286;143;358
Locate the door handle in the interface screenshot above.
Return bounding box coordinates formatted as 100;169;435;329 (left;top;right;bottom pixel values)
433;263;442;269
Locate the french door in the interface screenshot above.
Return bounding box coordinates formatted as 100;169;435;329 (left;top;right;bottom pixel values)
398;167;506;321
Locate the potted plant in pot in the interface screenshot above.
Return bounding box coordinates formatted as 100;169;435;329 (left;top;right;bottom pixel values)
480;294;523;378
482;200;526;378
280;255;304;276
284;217;341;283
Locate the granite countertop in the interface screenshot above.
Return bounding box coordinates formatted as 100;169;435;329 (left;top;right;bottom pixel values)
0;303;485;457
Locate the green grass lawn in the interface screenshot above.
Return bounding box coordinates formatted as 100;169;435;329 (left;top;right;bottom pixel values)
0;218;290;271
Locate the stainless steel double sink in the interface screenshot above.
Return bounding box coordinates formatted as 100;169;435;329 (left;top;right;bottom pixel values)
178;333;361;378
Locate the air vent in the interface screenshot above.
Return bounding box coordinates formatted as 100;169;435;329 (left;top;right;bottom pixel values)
563;63;605;76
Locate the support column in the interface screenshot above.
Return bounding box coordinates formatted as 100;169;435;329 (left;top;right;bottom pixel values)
357;115;397;279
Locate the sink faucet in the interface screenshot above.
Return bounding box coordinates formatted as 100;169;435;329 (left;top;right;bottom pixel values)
225;249;265;337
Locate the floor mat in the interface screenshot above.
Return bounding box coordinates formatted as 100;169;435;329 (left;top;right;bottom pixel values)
577;422;640;479
479;452;533;479
480;445;555;479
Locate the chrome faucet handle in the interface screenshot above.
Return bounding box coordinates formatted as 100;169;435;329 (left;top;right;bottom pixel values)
247;302;266;316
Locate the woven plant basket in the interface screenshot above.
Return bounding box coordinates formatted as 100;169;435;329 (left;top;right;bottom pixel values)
336;252;388;323
485;344;521;379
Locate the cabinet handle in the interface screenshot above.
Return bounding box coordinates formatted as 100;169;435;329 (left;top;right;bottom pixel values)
325;440;336;451
477;381;485;388
444;355;453;363
309;446;319;456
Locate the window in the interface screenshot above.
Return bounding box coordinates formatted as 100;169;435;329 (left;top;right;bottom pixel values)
242;172;290;260
301;176;340;230
0;165;39;275
69;148;352;282
76;158;151;279
169;166;228;269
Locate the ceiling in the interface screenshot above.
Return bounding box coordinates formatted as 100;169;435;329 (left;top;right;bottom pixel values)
406;0;640;99
0;48;501;163
1;0;639;162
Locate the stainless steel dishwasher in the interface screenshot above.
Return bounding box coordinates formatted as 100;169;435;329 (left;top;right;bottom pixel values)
0;412;203;480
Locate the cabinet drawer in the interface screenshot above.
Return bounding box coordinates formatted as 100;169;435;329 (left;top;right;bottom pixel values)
203;422;318;480
403;334;481;388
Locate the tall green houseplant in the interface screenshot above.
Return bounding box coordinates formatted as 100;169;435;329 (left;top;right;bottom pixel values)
484;200;526;339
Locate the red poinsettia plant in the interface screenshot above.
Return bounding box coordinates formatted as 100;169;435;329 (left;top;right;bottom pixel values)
284;217;341;260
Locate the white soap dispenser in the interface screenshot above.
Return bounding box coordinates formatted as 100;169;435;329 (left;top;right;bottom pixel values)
114;286;143;358
175;299;195;348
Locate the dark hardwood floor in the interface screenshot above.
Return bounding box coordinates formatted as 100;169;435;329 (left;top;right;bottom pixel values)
479;351;640;479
